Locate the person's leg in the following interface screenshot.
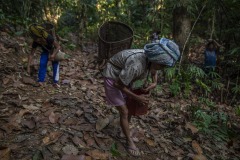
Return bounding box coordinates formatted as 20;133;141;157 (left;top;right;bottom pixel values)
104;78;140;156
52;60;60;84
116;105;140;156
38;52;49;84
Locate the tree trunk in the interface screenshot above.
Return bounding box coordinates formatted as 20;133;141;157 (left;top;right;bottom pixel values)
173;6;191;62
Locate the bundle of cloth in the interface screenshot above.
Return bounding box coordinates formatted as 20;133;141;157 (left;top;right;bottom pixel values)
144;38;180;66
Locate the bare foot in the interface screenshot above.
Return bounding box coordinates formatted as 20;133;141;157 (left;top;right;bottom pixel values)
119;128;138;142
53;83;60;88
38;82;44;86
126;140;141;157
33;82;44;87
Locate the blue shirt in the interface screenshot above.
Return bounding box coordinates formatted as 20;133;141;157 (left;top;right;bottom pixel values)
204;49;216;68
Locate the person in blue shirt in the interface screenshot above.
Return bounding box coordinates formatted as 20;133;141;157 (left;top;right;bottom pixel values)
204;39;222;73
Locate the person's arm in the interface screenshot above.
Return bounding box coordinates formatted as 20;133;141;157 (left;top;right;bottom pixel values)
113;79;149;105
213;40;222;48
208;39;222;48
49;40;60;61
27;47;36;74
56;34;68;42
143;69;158;92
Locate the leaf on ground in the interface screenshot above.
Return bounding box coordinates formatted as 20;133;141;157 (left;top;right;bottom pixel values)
32;150;43;160
63;118;78;125
0;147;10;160
84;113;97;124
18;109;32;117
22;104;39;110
193;154;207;160
185;122;198;134
61;155;85;160
42;137;50;145
84;156;92;160
86;149;109;160
2;77;10;85
62;144;79;155
62;79;71;85
86;138;95;147
145;138;157;147
22;76;36;85
71;136;87;148
49;112;59;124
192;140;203;155
96;117;109;131
75;110;83;117
21;119;35;129
187;153;207;160
94;134;106;149
169;148;185;157
50;131;63;141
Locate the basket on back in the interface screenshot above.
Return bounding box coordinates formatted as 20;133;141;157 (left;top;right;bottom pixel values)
98;21;133;63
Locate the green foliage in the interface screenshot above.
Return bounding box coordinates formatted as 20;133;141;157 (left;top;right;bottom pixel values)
169;79;181;96
235;106;240;116
187;64;206;79
193;110;230;141
110;143;122;157
66;43;76;51
232;85;240;95
58;26;76;37
198;97;216;108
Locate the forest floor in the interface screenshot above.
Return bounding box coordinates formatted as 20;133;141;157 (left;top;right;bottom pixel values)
0;32;240;160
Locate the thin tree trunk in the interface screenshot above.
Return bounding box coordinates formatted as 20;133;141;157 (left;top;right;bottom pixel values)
172;6;191;62
178;4;206;68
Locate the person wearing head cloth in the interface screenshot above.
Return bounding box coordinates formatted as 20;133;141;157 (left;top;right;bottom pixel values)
27;24;61;87
102;39;180;156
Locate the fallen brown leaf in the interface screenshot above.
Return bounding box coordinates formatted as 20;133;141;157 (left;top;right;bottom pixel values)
86;149;109;160
75;110;83;117
192;140;203;155
61;155;85;160
96;117;109;131
62;144;79;155
185;122;198;134
22;104;39;110
71;136;87;148
193;154;207;160
21;119;35;129
145;138;157;147
0;147;10;160
49;112;59;124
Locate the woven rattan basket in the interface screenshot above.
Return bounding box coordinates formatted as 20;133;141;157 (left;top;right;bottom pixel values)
98;21;133;61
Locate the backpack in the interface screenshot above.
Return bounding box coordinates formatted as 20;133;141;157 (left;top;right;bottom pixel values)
29;23;56;40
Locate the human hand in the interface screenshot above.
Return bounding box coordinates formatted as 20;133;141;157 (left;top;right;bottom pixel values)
135;94;149;105
208;39;213;42
49;54;55;61
142;83;157;93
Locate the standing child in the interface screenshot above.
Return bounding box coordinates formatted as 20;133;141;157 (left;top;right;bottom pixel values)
27;24;61;87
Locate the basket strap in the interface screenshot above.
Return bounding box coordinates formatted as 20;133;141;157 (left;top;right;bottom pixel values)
108;51;143;70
